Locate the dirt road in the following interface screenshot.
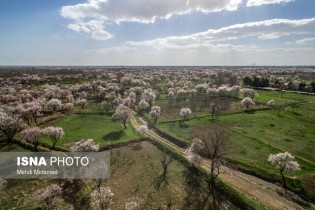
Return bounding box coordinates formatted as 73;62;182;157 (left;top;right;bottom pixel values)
130;112;312;210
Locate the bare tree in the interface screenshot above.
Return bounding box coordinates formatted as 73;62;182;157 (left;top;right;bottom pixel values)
157;153;173;189
273;104;285;116
288;100;302;112
209;102;221;120
189;124;230;186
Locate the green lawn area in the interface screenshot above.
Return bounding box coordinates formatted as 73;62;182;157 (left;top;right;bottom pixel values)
255;89;315;104
158;110;315;173
156;91;315;197
42;113;139;148
153;96;247;122
158;110;315;175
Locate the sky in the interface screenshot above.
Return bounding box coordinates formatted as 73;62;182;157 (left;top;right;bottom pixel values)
0;0;315;66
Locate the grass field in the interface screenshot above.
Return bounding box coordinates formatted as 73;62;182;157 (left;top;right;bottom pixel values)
153;96;257;122
157;111;315;176
41;113;139;148
155;90;315;197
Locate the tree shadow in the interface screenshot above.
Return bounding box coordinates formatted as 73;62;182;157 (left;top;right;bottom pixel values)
291;111;302;116
132;143;143;151
181;167;226;210
103;112;114;117
181;167;207;210
179;122;189;128
155;175;169;190
102;131;125;141
62;179;90;210
244;110;256;114
183;166;202;189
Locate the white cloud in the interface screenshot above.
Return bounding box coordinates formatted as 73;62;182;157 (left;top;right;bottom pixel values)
67;24;82;32
246;0;295;7
60;0;300;41
124;18;315;50
93;17;314;65
296;37;315;45
61;0;243;40
61;0;243;23
66;20;112;40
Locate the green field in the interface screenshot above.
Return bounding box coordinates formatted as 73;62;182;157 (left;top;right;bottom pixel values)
42;113;139;148
155;90;315;196
152;96;254;122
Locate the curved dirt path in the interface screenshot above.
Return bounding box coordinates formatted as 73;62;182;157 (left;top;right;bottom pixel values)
130;112;312;210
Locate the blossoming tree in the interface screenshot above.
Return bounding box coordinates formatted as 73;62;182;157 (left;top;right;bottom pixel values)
268;152;300;189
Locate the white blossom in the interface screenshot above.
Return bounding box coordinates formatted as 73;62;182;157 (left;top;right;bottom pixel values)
180;107;191;121
168;91;175;97
33;184;62;209
0;111;25;142
268;152;300;173
90;187;114;210
241;88;258;98
47;99;62;111
75;98;87;109
0;179;7;196
195;83;208;93
70;139;99;152
138;99;149;111
112;104;130;129
141;88;156;107
20;127;44;150
149;106;161;121
62;102;74;112
241;97;255;110
267;99;275;106
185;147;202;167
125;201;138;210
43;126;65;148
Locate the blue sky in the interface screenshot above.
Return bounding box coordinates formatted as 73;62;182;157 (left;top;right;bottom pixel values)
0;0;315;66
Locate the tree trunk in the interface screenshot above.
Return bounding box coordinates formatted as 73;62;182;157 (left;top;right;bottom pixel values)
280;170;287;190
211;107;214;119
123;122;127;129
6;136;12;143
